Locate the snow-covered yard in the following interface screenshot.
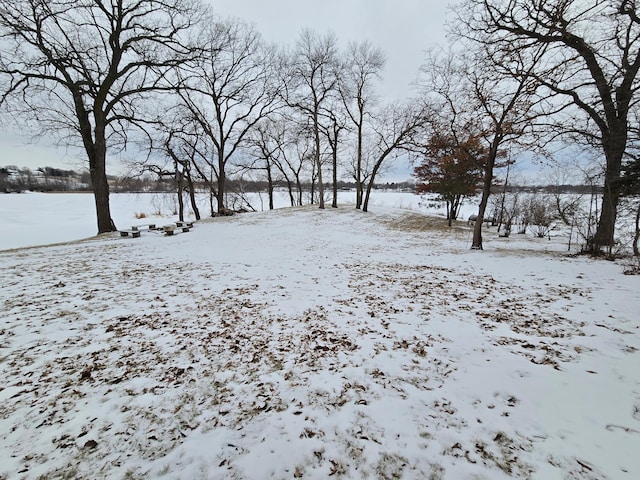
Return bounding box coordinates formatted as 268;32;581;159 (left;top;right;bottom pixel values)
1;199;638;479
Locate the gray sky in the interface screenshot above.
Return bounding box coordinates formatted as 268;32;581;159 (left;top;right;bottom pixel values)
0;0;450;173
210;0;450;99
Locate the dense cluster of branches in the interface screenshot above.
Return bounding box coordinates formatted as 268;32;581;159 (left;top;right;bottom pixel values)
0;1;425;233
435;0;640;253
1;0;639;254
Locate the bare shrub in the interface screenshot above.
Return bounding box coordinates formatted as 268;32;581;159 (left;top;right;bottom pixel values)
623;257;640;274
525;195;556;238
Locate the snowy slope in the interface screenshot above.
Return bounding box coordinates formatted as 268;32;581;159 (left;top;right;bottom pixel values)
0;205;638;479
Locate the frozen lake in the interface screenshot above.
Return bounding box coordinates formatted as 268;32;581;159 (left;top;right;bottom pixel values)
0;191;466;251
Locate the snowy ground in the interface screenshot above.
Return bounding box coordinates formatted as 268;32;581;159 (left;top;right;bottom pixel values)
0;196;639;479
0;191;471;251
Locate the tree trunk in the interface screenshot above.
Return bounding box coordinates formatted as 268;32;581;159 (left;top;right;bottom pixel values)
266;159;274;210
296;175;303;206
89;158;114;233
186;174;201;220
472;148;497;250
314;111;325;209
362;181;373;212
592;125;626;252
310;170;316;205
89;124;115;233
593;186;619;252
217;168;225;213
176;167;185;222
332;128;338;209
633;201;640;257
356;121;363;209
75;90;114;234
362;159;384;212
286;180;295;206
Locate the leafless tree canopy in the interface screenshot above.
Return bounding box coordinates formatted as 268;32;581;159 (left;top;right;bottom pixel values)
0;0;203;232
456;0;640;249
3;0;637;254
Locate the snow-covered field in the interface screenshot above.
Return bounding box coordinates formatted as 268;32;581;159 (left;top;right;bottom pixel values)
1;192;639;479
0;191;478;252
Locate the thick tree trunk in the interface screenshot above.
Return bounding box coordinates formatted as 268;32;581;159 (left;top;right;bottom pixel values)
90;159;114;234
217;156;226;213
74;90;114;234
89;125;115;234
472;192;490;250
593;186;619;251
592;138;624;252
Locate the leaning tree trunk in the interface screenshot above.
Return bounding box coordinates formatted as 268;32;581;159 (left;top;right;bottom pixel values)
184;172;200;220
362;156;386;212
472;150;497;250
285;178;295;206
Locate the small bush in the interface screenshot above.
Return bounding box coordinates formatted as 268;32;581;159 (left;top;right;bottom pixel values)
623;256;640;275
134;212;147;219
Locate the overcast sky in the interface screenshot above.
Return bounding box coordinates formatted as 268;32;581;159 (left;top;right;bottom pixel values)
1;0;451;174
210;0;450;99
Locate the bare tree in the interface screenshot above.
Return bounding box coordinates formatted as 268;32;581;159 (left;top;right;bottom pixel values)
285;29;339;209
362;103;426;212
320;107;347;209
247;118;284;210
545;165;584;227
339;41;386;209
459;0;640;252
163;130;201;221
0;0;201;233
468;49;543;249
175;19;281;213
417;47;541;249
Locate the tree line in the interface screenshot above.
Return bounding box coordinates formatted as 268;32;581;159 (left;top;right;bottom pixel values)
1;0;639;254
0;165;417;195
